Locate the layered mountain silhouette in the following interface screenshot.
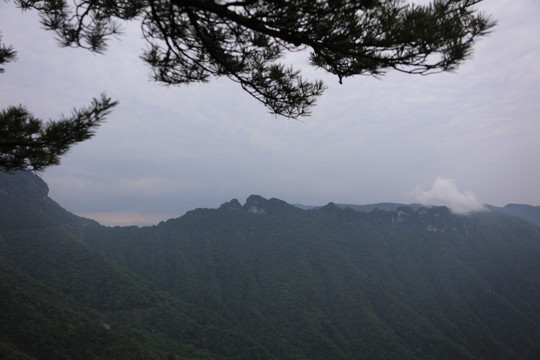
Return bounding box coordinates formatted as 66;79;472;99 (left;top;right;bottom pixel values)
1;171;540;359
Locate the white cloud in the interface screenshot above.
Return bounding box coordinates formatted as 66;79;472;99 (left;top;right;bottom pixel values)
414;178;486;215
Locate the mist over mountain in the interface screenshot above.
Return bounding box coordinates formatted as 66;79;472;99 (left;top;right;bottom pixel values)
1;171;540;359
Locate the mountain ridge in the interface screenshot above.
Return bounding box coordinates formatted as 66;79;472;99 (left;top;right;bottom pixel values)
2;171;540;359
2;170;539;228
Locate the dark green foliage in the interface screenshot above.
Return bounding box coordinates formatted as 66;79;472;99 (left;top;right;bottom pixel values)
0;172;267;359
0;258;161;360
11;0;494;118
2;172;540;359
0;94;118;172
80;195;540;359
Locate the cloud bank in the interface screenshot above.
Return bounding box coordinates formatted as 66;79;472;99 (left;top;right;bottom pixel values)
414;178;486;215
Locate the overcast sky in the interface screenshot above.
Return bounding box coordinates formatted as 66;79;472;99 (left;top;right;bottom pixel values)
1;0;539;226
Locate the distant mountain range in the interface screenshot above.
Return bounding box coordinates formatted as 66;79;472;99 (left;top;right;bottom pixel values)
1;171;540;359
485;203;540;226
296;202;540;227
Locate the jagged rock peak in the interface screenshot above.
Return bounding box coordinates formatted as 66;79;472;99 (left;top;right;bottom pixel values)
319;202;342;213
219;198;243;210
242;195;298;215
242;194;266;214
245;194;267;206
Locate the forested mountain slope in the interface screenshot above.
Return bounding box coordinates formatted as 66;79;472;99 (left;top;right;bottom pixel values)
0;172;264;359
486;203;540;226
2;171;540;359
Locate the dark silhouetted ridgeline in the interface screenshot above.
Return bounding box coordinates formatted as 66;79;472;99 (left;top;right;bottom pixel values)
1;171;540;359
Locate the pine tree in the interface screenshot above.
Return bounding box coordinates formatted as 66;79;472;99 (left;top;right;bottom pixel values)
1;0;494;171
0;95;117;171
